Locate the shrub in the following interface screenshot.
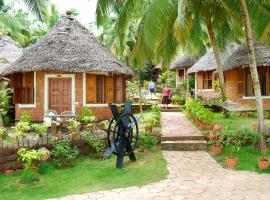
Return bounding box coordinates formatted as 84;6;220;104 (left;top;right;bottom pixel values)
2;114;10;127
143;115;159;128
140;132;158;150
20;171;39;184
32;123;48;135
38;162;54;174
21;111;32;124
18;148;46;184
51;140;79;168
0;127;8;139
80;107;96;124
85;133;106;159
14;122;31;136
102;120;110;130
171;95;186;105
67;119;81;133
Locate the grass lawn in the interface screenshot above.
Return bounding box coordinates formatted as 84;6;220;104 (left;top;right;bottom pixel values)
0;147;167;200
212;113;262;130
211;146;270;173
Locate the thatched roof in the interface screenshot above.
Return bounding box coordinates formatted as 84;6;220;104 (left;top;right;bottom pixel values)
0;36;23;75
170;54;197;70
187;43;239;74
5;15;133;76
222;43;270;71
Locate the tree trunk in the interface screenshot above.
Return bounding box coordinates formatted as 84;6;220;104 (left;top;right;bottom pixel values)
186;75;190;98
138;84;143;113
206;22;227;102
239;0;264;137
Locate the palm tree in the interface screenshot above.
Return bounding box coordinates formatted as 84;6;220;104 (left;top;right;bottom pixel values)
21;0;49;21
96;0;240;101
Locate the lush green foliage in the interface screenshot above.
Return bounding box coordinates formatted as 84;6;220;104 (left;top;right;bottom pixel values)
185;98;214;124
171;94;186;105
0;148;167;200
51;140;79;168
0;81;11;125
67;119;81;133
18;148;45;172
31;123;48;135
85;133;106;159
21;111;32;124
80;107;96;124
143;115;159;128
0;127;7;139
38;162;54;175
140;132;158;150
13;122;31;136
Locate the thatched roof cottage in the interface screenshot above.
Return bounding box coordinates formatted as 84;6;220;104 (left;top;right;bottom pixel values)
0;36;23;76
170;54;197;86
187;43;239;94
222;43;270;108
4;14;133;121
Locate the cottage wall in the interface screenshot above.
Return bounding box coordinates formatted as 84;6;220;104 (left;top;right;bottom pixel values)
224;68;270;108
15;71;123;121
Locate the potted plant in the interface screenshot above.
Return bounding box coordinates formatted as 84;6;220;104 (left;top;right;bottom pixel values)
67;119;81;139
143;116;159;133
213;124;222;131
13;122;31;137
208;133;225;155
51;120;60;135
80;107;96;130
200;109;213;130
257;137;270;170
0;127;7;146
32;123;48;137
225;130;240;169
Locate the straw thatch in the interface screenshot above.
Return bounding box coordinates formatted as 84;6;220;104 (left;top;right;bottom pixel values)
5;15;133;76
187;43;239;74
0;36;23;75
222;43;270;71
170;54;197;70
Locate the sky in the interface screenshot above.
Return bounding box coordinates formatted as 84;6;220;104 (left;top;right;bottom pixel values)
6;0;98;26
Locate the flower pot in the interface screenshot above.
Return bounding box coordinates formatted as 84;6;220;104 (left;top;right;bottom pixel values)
258;158;270;170
209;133;217;140
205;124;213;130
252;123;257;131
212;145;223;155
195;118;201;126
213;124;222;131
145;126;153;133
226;157;238;169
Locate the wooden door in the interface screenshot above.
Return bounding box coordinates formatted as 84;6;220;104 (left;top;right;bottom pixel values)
49;78;72;114
114;76;123;103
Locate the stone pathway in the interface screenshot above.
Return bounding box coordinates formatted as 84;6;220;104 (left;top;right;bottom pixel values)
161;112;202;137
51;112;270;200
52;151;270;200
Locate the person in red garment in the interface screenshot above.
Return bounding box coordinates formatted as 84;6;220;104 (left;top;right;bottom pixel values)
162;83;171;110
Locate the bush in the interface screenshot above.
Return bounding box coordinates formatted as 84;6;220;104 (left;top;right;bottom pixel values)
51;140;79;168
32;124;48;135
21;111;32;124
67;119;81;133
185;98;214;125
140;132;158;150
0;127;8;139
85;133;106;159
80;107;96;124
38;162;54;174
13;122;31;136
171;95;186;105
2;114;10;127
20;171;39;184
143;115;159;129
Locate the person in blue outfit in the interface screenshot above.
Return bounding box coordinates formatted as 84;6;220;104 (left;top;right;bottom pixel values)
149;81;156;99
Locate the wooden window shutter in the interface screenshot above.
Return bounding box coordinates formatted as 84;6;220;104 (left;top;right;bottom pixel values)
237;68;246;96
105;76;114;103
13;72;34;104
86;74;96;103
114;76;123;103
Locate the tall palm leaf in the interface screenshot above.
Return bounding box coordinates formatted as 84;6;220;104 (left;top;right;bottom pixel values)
22;0;49;21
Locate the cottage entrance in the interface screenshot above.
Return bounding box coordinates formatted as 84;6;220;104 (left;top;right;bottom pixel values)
48;78;72;114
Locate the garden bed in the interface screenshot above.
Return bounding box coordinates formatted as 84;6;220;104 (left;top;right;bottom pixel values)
0;146;167;200
212;146;270;173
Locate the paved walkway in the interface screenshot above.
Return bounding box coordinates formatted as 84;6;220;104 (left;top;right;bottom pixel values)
52;112;270;200
161;112;201;137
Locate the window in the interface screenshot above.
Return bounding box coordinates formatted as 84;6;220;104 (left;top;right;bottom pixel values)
86;74;123;104
203;71;212;89
178;69;185;81
245;67;268;96
10;72;35;104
